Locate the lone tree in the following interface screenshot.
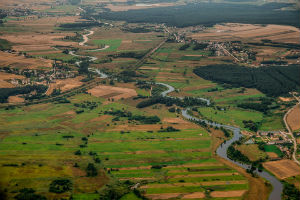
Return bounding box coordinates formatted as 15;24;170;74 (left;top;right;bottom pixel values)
86;163;98;177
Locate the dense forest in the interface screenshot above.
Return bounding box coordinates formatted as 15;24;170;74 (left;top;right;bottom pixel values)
0;85;47;103
193;64;300;97
97;3;300;27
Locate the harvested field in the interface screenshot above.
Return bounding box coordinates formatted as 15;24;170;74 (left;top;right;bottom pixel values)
46;76;84;95
140;66;159;70
105;3;176;12
88;85;137;100
7;95;24;103
263;159;300;179
0;52;52;70
190;23;300;43
1;33;76;52
210;190;247;198
162;117;191;124
286;104;300;131
0;72;26;88
145;193;183;200
279;97;294;102
182;192;205;199
267;152;279;159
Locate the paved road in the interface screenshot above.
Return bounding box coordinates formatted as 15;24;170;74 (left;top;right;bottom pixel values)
283;95;300;165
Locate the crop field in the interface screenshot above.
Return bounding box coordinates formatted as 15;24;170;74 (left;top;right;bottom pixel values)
286;104;300;131
0;51;53;70
88;85;137;101
0;91;249;199
263;159;300;179
0;0;299;199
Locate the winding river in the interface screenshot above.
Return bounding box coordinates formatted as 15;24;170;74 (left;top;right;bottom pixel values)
73;30;283;199
161;83;283;200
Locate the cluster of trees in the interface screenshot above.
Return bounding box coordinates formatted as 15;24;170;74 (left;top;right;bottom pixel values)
136;96;208;108
180;42;210;53
249;40;300;50
237;97;275;113
108;51;146;59
63;32;82;42
0;39;12;50
104;109;161;124
68;0;81;5
179;44;190;50
261;60;287;65
129;115;160;124
86;163;98;177
243;120;259;132
116;70;146;83
0;85;47;103
98;181;133;200
96;3;300;28
135;80;151;90
14;188;46;200
282;182;300;200
49;179;72;193
221;127;231;138
122;27;152;33
158;126;180;132
74;101;98;110
227;145;251;164
193;64;300;96
193;43;208;50
78;61;90;74
59;22;102;29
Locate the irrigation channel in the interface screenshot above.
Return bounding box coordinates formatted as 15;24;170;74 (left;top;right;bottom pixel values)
73;30;283;200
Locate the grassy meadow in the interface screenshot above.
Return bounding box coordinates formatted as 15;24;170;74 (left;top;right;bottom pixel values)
0;90;249;199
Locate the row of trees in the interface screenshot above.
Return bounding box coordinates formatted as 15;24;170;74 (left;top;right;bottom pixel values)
136;96;208;108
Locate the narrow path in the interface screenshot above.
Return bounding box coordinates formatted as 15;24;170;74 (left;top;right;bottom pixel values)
79;30;94;46
283;95;300;165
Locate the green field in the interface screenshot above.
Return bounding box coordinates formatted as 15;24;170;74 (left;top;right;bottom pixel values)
92;39;122;52
0;92;248;199
32;53;78;62
264;145;283;157
197;107;263;130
